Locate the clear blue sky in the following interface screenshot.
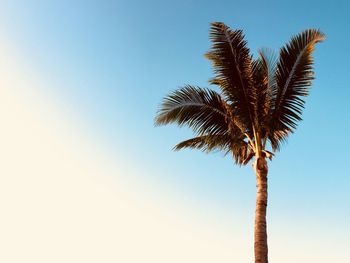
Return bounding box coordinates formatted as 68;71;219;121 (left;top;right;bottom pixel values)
0;0;349;262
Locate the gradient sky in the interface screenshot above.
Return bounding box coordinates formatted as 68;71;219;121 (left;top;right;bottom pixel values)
0;0;349;262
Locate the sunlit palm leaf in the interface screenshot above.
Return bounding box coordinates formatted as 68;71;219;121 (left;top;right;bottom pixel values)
205;22;256;133
269;29;325;150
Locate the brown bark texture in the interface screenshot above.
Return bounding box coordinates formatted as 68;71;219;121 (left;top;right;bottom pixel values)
254;157;268;263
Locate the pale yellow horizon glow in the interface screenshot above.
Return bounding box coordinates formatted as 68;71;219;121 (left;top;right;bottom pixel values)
0;40;245;263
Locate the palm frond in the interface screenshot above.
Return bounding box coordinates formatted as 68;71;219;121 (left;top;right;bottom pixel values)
155;85;229;135
205;22;256;134
269;29;325;150
174;133;252;165
252;49;277;139
174;134;231;152
260;48;278;96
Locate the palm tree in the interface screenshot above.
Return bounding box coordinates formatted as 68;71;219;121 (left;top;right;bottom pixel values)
155;22;324;263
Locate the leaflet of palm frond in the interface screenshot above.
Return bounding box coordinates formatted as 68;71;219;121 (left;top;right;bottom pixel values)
205;22;256;134
173;134;232;153
155;85;229;135
269;29;325;151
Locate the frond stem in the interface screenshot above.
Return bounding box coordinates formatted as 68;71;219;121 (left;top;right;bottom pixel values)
254;129;262;157
245;133;256;152
262;137;267;149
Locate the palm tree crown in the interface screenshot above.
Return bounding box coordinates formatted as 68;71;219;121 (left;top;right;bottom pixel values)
155;22;325;165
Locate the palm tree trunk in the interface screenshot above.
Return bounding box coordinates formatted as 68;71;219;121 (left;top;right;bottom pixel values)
254;157;268;263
